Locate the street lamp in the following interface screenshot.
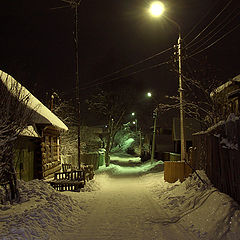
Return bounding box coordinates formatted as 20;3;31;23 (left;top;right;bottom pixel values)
147;92;152;98
149;1;165;17
149;1;185;161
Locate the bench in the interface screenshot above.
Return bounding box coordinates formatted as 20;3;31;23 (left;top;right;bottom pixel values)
49;170;85;192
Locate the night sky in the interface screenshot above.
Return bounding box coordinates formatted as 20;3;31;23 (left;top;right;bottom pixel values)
0;0;240;125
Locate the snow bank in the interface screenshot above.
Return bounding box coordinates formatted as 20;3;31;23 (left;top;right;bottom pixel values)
145;170;240;240
80;179;101;192
0;180;84;240
96;159;164;176
0;161;239;240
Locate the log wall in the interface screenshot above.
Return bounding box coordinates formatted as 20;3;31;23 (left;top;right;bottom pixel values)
41;128;61;179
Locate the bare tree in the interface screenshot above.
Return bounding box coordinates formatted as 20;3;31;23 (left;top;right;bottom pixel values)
86;89;133;166
159;57;225;130
0;75;34;203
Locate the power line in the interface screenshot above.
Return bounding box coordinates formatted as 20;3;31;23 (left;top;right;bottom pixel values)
185;0;232;48
49;5;70;10
188;21;240;58
80;17;240;91
186;8;240;53
183;0;221;41
79;47;173;88
79;60;170;90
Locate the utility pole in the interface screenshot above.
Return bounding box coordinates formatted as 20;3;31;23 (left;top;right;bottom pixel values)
178;32;185;161
150;108;158;164
139;128;142;157
61;0;82;169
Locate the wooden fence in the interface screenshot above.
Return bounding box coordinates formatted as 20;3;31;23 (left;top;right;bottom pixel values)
192;118;240;204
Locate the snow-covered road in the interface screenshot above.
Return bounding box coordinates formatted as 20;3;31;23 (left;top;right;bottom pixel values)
61;154;199;240
0;154;239;240
63;175;195;240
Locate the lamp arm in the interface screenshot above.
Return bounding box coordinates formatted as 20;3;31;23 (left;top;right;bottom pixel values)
164;15;181;37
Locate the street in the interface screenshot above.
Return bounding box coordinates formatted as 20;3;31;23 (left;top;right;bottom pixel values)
62;155;197;240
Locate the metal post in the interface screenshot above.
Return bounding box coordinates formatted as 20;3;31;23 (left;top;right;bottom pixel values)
150;109;157;164
178;32;185;161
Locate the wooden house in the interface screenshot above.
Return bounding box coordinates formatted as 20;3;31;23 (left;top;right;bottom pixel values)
0;70;68;180
210;74;240;119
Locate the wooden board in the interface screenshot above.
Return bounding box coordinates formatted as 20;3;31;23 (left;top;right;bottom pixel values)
164;161;192;183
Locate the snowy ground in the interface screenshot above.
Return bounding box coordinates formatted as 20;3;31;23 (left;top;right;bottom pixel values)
0;154;239;240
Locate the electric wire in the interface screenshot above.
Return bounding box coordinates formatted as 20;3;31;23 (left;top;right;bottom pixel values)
81;18;240;90
50;0;237;91
79;60;170;90
183;0;221;41
79;47;173;88
49;5;70;10
186;8;240;52
185;0;232;48
188;21;240;58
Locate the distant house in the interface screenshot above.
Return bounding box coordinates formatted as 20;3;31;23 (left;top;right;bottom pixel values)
172;118;201;153
210;74;240;119
0;70;68;180
192;74;240;204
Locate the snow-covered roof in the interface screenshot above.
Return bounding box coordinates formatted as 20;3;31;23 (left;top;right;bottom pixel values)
0;70;68;131
210;74;240;97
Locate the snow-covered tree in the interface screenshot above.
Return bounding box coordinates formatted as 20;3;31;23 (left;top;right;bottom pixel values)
86;89;133;166
0;79;34;203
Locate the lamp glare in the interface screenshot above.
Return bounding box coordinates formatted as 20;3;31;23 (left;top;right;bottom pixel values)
147;92;152;97
149;1;164;17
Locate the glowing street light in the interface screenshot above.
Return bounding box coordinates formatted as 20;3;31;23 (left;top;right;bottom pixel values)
149;1;186;161
147;92;152;97
149;1;165;17
131;112;135;116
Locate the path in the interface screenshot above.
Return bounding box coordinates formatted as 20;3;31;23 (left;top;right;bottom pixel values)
63;156;197;240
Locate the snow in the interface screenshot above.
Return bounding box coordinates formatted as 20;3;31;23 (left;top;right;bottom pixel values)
0;155;239;240
220;138;238;150
193;114;240;150
210;73;240;98
0;70;68;131
19;125;40;138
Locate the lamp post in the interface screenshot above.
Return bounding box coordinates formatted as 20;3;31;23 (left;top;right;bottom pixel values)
149;1;185;161
147;92;158;164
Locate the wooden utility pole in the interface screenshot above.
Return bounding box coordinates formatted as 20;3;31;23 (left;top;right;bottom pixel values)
61;0;82;169
150;108;158;164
